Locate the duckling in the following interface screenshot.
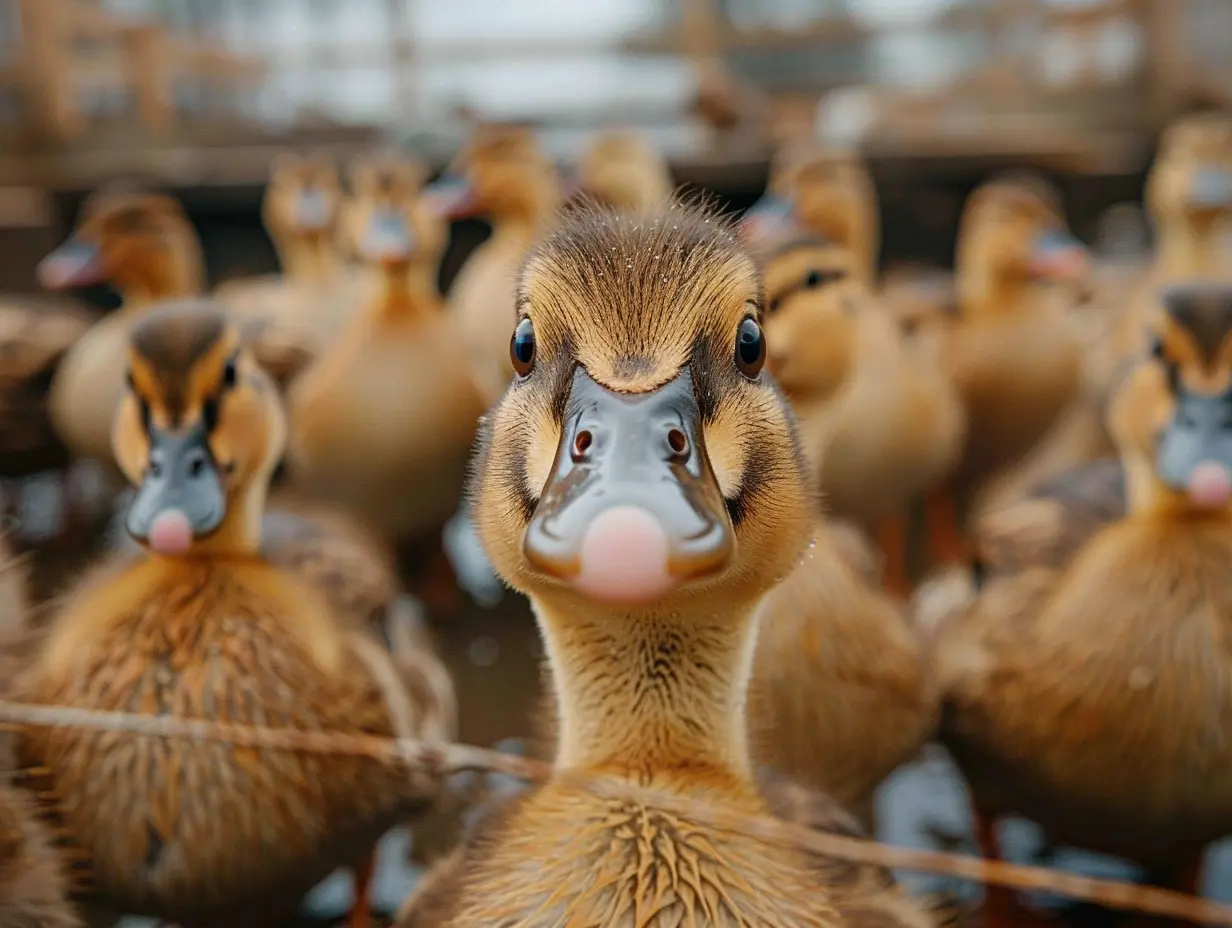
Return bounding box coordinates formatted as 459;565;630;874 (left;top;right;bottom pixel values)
574;129;673;213
10;300;453;928
744;142;880;287
216;152;353;333
942;180;1089;502
397;203;936;927
930;280;1232;928
426;123;567;405
748;221;966;594
286;153;485;606
743;233;939;823
39;189;205;475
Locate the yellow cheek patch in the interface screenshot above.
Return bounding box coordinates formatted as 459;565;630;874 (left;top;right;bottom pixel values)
704;402;749;500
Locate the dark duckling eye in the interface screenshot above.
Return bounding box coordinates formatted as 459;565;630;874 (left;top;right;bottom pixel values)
222;356;238;389
1150;335;1180;392
510;317;536;378
804;269;823;288
735;317;765;379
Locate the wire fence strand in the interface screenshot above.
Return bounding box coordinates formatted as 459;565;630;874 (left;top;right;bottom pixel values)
0;699;1229;925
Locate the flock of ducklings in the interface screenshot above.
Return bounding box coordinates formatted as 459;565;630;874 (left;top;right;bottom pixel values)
0;109;1226;928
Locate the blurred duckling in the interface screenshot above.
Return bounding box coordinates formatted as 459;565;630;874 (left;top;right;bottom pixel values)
928;281;1232;928
746;219;966;593
574;129;673;213
425;124;569;405
287;153;485;607
10;301;453;928
399;203;936;928
217;152;353;332
744;142;880;287
40;190;203;476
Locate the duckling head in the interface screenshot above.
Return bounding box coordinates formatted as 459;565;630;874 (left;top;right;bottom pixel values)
425;123;566;223
38;188;203;300
341;153;444;271
574;129;674;213
1146;112;1232;226
755;235;860;401
956;181;1090;298
470;202;812;613
742;144;871;250
1111;281;1232;514
263;152;343;244
113;299;285;556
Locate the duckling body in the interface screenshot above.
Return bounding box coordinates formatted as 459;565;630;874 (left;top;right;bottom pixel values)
401;206;934;927
931;281;1232;912
0;781;81;928
13;301;448;925
288;155;484;540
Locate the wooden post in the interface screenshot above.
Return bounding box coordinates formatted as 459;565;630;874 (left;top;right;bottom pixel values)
121;23;175;134
15;0;82;141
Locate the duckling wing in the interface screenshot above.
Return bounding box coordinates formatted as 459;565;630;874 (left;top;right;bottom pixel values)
0;782;82;928
973;457;1125;573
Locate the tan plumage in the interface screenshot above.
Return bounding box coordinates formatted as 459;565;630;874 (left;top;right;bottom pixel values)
928;281;1232;917
574;130;674;214
287;152;485;542
10;300;453;925
399;203;936;927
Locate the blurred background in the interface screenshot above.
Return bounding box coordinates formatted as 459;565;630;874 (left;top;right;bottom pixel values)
1;1;1231;924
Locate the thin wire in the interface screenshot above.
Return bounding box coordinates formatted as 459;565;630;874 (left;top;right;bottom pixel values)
0;699;1229;926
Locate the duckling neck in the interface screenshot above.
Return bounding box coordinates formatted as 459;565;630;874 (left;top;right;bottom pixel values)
280;233;340;286
367;263;440;320
1156;214;1226;277
958;263;1032;320
536;597;760;789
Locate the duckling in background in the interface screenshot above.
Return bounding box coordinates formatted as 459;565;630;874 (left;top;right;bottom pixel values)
574;129;673;213
287;153;484;611
941;180;1089;511
40;189;204;478
399;203;936;928
216;152;352;331
745;232;939;825
744;215;966;594
744;142;880;287
11;301;453;928
426;123;568;406
928;281;1232;928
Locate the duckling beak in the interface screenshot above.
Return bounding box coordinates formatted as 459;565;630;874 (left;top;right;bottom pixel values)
360;209;415;265
126;421;226;556
524;365;734;606
295;188;332;232
37;237;104;290
738;193;796;245
1027;230;1090;282
424;173;481;220
1157;387;1232;509
1188;167;1232;210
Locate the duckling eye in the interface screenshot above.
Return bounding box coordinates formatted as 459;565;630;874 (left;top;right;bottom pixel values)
735;317;766;379
510;317;537;378
804;270;823;288
222;357;238;389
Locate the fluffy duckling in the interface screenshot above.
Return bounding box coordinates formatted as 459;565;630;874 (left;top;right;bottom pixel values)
744;142;880;287
574;129;674;213
286;153;485;593
217;152;352;331
39;189;204;474
749;222;966;593
930;281;1232;927
426;123;568;405
398;204;936;928
942;180;1089;502
10;301;453;928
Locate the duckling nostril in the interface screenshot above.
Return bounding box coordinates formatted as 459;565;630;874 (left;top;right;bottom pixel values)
186;451;208;479
667;428;689;458
572;429;593;461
